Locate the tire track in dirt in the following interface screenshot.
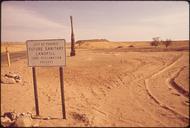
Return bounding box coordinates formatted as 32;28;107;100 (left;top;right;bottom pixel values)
168;66;189;98
64;51;188;126
144;53;189;122
74;56;150;126
123;63;168;126
117;53;189;126
128;80;167;126
94;55;170;126
145;79;189;121
149;53;183;78
128;83;167;126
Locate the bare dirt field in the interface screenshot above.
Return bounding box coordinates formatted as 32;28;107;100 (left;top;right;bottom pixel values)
1;41;189;127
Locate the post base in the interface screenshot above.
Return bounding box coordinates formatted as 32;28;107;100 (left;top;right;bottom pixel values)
70;52;75;56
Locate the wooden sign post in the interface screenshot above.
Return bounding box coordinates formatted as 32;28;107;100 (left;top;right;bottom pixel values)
32;67;40;116
5;47;11;67
59;67;66;119
26;39;66;119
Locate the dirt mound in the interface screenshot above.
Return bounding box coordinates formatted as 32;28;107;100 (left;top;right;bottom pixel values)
76;39;116;49
76;41;119;49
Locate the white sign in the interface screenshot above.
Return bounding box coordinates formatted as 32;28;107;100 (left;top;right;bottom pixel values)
26;39;66;67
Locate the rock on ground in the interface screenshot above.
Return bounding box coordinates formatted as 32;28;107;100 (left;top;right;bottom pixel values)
1;116;15;127
13;116;33;127
1;75;16;84
1;72;22;84
1;112;39;127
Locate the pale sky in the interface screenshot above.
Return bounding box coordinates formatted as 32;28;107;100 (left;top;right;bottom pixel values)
1;1;189;42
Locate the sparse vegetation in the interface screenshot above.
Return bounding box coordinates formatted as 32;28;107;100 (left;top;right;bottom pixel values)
76;39;109;44
150;37;160;47
117;46;123;48
76;39;109;47
150;37;172;48
162;39;172;48
128;45;134;47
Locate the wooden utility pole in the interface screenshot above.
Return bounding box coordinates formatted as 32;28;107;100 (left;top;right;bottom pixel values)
70;16;75;56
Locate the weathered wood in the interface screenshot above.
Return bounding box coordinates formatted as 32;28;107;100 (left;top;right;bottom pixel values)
32;67;40;116
59;67;66;119
70;16;76;56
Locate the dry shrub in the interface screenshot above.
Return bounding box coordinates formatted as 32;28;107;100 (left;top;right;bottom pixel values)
150;37;160;47
162;39;172;48
128;45;134;47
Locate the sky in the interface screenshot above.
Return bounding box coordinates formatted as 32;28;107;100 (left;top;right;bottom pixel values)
1;1;189;42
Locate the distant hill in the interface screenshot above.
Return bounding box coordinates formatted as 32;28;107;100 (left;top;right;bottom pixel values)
75;39;189;50
76;39;109;44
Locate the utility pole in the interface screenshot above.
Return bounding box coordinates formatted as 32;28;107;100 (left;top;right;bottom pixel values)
70;16;75;56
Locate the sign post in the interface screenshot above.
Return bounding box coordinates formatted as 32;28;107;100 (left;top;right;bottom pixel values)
59;67;66;119
5;47;11;67
32;67;40;116
26;39;66;119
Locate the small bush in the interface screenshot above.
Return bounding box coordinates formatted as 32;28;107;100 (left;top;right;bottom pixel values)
150;37;160;47
117;46;123;48
150;41;159;47
162;39;172;48
128;45;134;47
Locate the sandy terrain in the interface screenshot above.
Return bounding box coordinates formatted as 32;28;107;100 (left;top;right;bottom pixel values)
1;41;189;127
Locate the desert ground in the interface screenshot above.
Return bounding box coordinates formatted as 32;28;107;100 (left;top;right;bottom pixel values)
1;40;189;127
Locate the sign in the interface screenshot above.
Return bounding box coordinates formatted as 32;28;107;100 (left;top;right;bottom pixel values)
26;39;67;119
26;39;66;67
